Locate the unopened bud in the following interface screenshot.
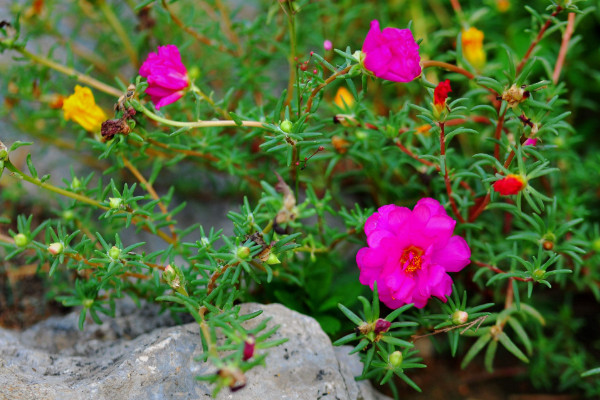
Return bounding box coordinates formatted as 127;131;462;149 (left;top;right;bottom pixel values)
83;299;94;308
109;197;122;209
108;246;121;260
542;240;554;250
280;120;293;133
532;269;545;281
243;335;256;361
14;233;28;247
48;242;64;255
266;253;281;264
0;140;7;161
71;177;81;190
389;351;403;368
374;318;391;334
236;246;251;260
451;310;469;325
592;238;600;252
62;210;75;220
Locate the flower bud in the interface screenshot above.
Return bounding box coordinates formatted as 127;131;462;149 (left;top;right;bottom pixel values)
83;299;94;308
62;210;75;220
323;40;333;51
280;120;293;133
48;242;64;255
542;240;554;250
266;253;281;264
374;318;391;334
532;269;545;281
243;335;256;361
451;310;469;325
109;197;122;209
71;177;81;190
236;246;251;260
14;233;28;247
592;238;600;252
108;246;121;260
389;351;403;368
0;140;8;161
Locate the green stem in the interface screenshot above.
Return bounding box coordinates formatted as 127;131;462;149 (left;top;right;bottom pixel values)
98;0;139;67
15;47;122;97
4;160;107;209
282;1;297;108
190;84;229;119
138;103;266;129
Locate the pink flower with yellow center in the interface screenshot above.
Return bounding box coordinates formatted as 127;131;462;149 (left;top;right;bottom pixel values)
139;45;189;109
361;20;421;83
356;198;471;309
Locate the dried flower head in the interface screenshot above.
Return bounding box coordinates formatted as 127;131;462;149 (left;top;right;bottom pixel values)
362;20;421;82
357;198;471;309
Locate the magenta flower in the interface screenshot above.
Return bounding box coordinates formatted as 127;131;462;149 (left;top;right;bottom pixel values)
356;198;470;309
323;40;333;51
139;45;189;109
361;20;421;83
524;138;538;146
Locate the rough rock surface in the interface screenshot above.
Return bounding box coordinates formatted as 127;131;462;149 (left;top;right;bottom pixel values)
0;301;391;400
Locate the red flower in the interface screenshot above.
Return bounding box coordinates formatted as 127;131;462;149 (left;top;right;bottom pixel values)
493;174;526;195
434;80;452;107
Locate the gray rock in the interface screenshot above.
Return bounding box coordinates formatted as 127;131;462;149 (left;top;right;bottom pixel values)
0;301;391;400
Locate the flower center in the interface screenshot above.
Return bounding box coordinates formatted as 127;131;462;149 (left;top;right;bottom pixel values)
399;245;424;274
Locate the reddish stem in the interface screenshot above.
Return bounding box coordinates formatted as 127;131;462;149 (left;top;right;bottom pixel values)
552;12;576;84
516;6;564;74
494;108;507;164
440;123;466;223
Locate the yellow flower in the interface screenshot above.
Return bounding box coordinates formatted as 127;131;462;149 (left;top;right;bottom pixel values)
333;87;355;109
62;85;106;132
461;27;486;70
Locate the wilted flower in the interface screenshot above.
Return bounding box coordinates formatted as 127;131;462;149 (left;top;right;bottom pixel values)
323;39;333;51
139;45;189;109
361;20;421;82
374;318;391;334
493;174;526;195
356;198;471;309
462;27;486;69
63;85;107;132
333;87;354;109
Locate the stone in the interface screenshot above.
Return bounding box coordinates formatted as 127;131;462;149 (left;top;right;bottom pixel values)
0;301;391;400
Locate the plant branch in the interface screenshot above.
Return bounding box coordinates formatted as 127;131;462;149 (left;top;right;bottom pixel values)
305;65;352;114
552;12;576;84
422;60;474;80
516;6;564;74
440;123;466;223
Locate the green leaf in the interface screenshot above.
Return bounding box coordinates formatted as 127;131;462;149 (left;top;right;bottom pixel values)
461;332;492;369
497;332;529;363
338;303;364;326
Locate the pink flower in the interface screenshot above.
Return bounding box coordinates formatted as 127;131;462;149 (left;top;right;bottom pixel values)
323;40;333;51
361;20;421;82
139;45;189;109
356;198;470;309
524;138;538;146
